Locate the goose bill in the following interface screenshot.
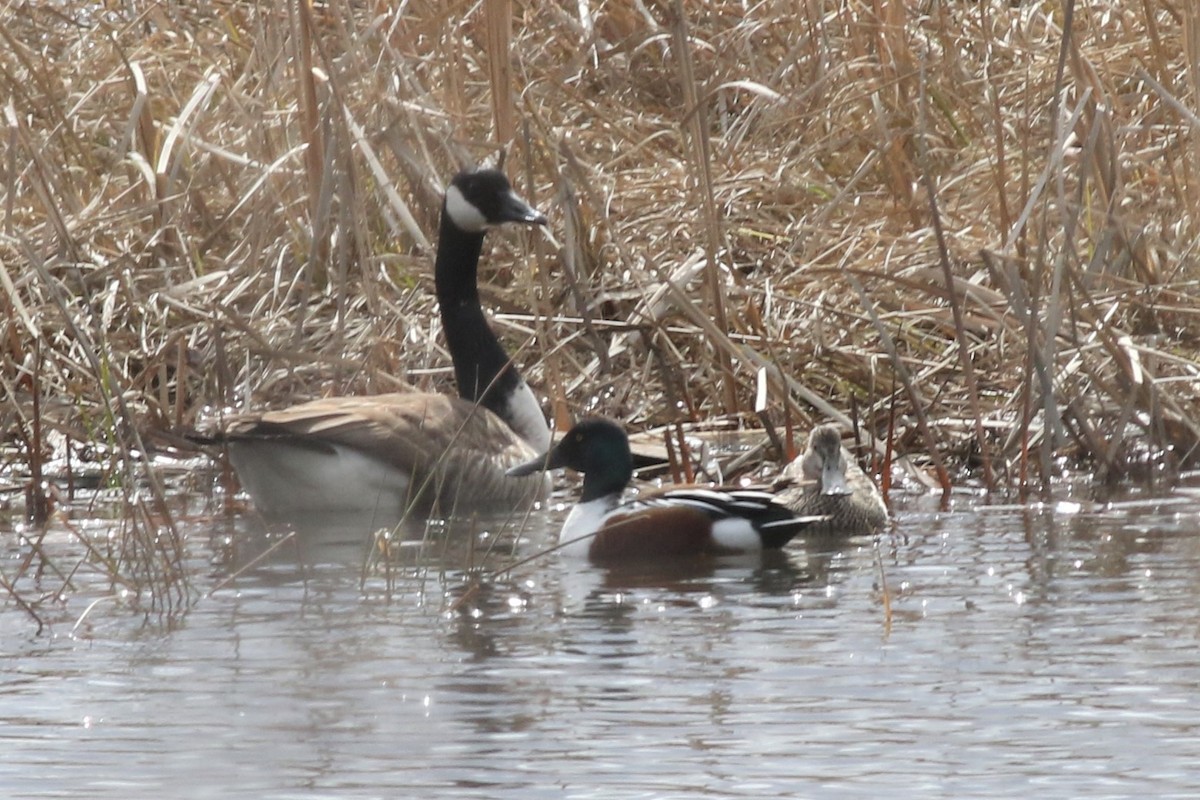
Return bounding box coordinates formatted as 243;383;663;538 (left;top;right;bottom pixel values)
499;191;548;226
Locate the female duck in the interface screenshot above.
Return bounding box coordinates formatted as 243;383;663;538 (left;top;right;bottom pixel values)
211;168;551;519
776;424;888;535
508;417;822;563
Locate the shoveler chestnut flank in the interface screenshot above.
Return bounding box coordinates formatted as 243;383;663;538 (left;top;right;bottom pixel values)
201;168;552;519
508;418;825;563
777;424;888;535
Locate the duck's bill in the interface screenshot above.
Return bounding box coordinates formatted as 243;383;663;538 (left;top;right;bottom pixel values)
821;462;853;497
507;452;552;478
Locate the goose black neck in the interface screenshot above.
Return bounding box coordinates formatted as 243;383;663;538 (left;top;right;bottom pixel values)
434;211;520;411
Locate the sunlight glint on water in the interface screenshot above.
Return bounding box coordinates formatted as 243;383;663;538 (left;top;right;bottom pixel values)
2;485;1200;798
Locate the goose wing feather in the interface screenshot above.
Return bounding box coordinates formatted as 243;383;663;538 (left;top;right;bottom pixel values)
223;393;546;515
226;393;536;467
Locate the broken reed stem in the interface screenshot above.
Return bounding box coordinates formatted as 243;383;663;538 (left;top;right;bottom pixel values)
484;0;515;146
881;379;898;504
848;274;953;501
980;2;1013;239
918;65;995;492
28;339;48;524
1028;0;1078;495
670;0;738;415
873;541;892;636
293;0;324;225
25;248;191;609
0;563;45;634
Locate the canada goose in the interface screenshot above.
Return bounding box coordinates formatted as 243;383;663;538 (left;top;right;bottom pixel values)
776;424;888;535
208;168;552;519
508;417;824;563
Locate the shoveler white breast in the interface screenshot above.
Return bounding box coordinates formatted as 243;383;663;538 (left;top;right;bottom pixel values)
508;417;824;563
776;424;888;535
198;168;552;519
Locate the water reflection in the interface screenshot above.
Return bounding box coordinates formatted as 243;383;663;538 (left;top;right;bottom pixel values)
6;486;1200;798
204;503;549;586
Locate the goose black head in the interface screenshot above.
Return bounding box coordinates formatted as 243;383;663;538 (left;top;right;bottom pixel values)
444;168;548;233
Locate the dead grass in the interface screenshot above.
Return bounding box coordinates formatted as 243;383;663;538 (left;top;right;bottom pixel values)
2;1;1200;622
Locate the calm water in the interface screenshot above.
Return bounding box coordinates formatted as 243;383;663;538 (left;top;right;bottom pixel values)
3;474;1200;798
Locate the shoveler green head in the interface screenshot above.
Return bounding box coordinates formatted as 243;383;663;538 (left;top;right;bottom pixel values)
508;417;633;503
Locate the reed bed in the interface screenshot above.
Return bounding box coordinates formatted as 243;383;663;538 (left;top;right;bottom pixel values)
2;1;1199;624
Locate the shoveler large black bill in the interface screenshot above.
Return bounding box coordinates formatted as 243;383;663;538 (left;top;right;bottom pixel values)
507;451;552;477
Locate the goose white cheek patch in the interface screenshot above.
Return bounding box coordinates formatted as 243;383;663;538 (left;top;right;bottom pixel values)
444;185;489;232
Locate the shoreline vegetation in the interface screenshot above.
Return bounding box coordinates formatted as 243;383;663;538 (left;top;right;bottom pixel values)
2;2;1198;627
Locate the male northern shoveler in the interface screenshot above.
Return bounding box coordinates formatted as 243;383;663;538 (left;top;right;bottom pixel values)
508;417;824;563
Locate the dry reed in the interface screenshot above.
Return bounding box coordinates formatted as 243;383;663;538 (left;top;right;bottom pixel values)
2;1;1199;622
